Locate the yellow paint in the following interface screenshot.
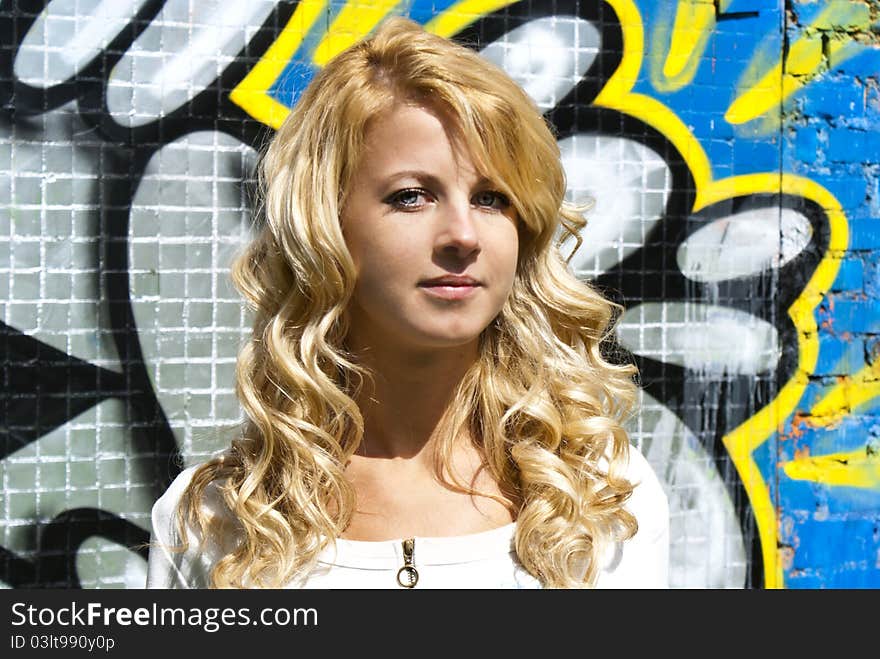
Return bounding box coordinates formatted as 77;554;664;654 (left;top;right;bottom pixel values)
653;0;716;92
229;0;523;126
596;0;849;587
809;361;880;426
229;0;328;129
425;0;519;37
784;448;880;489
715;175;846;589
725;0;872;126
786;34;824;76
312;0;403;66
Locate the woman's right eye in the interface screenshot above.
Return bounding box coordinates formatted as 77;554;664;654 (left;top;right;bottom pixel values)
385;188;430;210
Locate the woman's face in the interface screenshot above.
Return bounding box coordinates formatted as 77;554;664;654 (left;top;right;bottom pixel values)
341;102;520;355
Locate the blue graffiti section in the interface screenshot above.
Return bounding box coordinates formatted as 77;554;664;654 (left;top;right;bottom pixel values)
634;3;784;175
627;0;880;586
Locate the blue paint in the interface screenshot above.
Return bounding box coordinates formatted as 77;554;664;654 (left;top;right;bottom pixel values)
266;0;351;110
407;0;460;25
798;78;867;122
730;139;779;174
862;257;880;297
784;571;825;588
826;126;880;164
725;0;775;14
832;255;865;292
831;43;880;79
788;479;866;519
819;173;867;210
818;295;880;335
795;411;880;460
845;219;880;251
785;517;880;577
268;59;318;108
826;566;880;588
791;125;820;163
752;432;777;506
812;332;865;377
788;0;837;26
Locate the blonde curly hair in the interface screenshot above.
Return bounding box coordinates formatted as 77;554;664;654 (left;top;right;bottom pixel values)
176;16;639;588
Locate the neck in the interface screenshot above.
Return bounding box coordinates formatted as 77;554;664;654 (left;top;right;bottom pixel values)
347;337;480;461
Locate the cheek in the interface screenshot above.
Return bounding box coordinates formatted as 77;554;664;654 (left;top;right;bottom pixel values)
348;232;419;299
343;224;382;275
497;225;521;286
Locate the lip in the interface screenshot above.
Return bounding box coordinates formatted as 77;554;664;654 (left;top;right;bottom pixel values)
418;275;481;287
418;275;482;301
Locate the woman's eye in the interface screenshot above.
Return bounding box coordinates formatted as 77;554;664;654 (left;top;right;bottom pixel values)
473;190;510;210
386;188;430;209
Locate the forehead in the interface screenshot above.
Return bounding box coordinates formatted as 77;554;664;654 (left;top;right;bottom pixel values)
357;103;481;178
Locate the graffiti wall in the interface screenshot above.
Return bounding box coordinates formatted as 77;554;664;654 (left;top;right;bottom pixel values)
1;0;877;589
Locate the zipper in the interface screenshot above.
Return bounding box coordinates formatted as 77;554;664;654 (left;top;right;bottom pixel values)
396;538;419;588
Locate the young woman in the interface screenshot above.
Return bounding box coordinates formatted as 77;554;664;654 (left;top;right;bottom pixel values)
146;16;669;589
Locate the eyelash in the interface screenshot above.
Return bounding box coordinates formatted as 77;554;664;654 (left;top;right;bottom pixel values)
385;188;431;210
384;188;511;212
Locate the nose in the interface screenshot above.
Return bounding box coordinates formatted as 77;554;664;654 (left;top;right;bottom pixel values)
435;198;480;258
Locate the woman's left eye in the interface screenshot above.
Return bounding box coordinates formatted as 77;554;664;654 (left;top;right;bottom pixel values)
473;190;510;210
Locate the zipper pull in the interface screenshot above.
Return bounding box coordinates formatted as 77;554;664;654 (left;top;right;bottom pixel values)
396;538;419;588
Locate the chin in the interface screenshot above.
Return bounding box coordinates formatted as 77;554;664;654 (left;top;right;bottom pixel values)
410;326;485;350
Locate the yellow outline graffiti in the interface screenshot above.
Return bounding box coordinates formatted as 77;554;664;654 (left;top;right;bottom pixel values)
424;0;518;37
597;0;848;588
781;360;880;490
313;0;404;66
229;0;328;129
230;0;523;128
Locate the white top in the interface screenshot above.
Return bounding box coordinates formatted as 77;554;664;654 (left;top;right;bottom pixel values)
146;445;670;589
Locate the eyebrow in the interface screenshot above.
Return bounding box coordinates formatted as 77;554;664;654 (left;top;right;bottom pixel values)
382;170;495;188
383;170;442;188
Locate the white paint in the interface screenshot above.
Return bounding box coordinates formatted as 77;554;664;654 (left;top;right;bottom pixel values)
15;0;147;86
617;302;781;376
128;131;256;459
106;0;276;126
479;16;599;109
557;134;671;278
678;206;813;282
627;390;747;589
0;106;122;370
75;536;149;589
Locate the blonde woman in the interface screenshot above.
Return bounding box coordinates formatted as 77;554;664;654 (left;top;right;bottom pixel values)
146;16;669;589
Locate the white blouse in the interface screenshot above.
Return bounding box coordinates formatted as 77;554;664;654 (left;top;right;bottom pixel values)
146;445;670;589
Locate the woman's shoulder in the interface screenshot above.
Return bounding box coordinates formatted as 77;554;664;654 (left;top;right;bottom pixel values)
152;464;198;517
146;457;235;588
594;442;670;588
623;441;670;531
599;439;668;525
151;458;231;537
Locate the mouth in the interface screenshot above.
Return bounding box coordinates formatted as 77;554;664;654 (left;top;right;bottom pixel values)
418;275;481;287
418;279;481;300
